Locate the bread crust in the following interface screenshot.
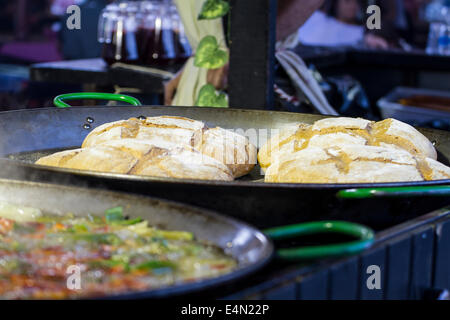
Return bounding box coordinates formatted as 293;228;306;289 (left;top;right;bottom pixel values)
265;145;437;183
82;116;205;148
260;117;447;183
80;116;257;178
258;117;438;173
36;140;234;181
195;127;257;178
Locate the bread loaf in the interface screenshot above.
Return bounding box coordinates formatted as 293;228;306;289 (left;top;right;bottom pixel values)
260;117;449;183
81;116;257;178
258;117;438;172
82;116;205;149
265;144;450;184
36;139;234;181
196;127;257;178
36;146;138;175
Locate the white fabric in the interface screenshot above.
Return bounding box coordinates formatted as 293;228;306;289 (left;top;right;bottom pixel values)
276;13;338;115
172;0;227;106
298;11;364;47
275;51;338;115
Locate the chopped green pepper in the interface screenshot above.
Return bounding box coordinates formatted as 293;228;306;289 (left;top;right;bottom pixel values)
132;260;176;272
105;207;124;223
74;233;122;245
111;218;143;226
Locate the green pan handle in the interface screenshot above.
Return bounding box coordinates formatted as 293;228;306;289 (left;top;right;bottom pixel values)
264;221;375;261
54;92;142;108
337;185;450;199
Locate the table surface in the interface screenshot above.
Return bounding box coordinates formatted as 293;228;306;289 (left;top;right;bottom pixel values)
30;58;179;94
29;49;450;94
293;46;450;70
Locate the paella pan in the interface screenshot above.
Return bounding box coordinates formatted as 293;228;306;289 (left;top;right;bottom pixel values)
0;98;449;229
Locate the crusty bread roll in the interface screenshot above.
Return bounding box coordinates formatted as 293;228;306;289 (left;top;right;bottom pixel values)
424;158;450;181
372;119;437;160
196;127;258;178
265;144;450;184
81;116;257;178
258;117;438;172
36;140;233;181
35;147;138;174
82;116;206;149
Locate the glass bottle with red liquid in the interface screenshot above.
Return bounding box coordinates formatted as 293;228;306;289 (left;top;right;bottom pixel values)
98;0;191;67
99;2;141;65
139;0;191;67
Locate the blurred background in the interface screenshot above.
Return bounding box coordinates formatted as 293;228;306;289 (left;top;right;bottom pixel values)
0;0;449;129
0;0;109;109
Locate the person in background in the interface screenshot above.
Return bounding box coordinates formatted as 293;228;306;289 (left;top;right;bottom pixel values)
165;0;326;104
298;0;389;48
404;0;432;47
373;0;431;48
276;0;326;41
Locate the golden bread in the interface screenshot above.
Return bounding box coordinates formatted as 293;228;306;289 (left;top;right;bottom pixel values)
265;144;449;184
372;119;437;160
82;116;205;148
258;117;438;172
81;116;257;178
36;146;138;175
196;127;258;178
36;140;233;181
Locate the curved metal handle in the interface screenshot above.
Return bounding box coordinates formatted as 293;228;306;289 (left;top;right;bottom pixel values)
54;92;142;108
337;186;450;199
264;221;375;261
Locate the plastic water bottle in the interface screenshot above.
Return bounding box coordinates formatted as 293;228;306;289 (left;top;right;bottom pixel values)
426;2;450;55
437;23;449;54
427;22;442;54
446;24;450;55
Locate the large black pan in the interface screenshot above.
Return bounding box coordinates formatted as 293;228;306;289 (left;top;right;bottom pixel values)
0;105;449;229
0;178;273;299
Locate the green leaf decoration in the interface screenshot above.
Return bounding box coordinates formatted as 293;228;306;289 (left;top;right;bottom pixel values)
195;84;228;108
198;0;230;20
194;35;229;69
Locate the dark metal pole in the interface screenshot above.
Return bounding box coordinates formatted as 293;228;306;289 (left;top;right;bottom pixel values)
228;0;277;110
